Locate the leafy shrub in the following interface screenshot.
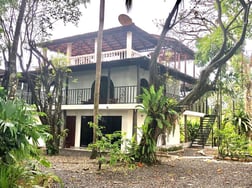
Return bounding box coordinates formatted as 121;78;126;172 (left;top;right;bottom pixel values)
216;123;251;158
88;122;132;170
0;96;61;187
0;98;49;164
187;120;200;142
136;85;178;164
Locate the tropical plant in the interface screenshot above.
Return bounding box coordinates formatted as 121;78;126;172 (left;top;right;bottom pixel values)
136;85;178;164
216;123;251;158
224;109;252;136
186;120;200;142
0;98;49;164
0;93;62;187
178;0;252;106
88;122;131;170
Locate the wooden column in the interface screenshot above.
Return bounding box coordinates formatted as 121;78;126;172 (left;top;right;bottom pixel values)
126;31;132;58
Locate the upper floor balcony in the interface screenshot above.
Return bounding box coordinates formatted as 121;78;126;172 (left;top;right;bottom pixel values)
40;23;195;77
17;84;181;106
70;48;142;65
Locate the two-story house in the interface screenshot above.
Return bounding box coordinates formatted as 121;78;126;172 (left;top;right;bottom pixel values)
36;23;196;148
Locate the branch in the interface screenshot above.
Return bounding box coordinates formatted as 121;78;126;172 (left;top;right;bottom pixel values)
210;0;227;64
209;1;250;71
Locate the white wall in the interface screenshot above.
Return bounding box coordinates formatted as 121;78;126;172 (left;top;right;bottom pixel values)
66;108;180;148
69;65;141;89
66;109;135;147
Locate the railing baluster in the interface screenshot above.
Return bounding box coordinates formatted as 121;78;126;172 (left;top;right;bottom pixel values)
16;85;187;105
69;49;142;65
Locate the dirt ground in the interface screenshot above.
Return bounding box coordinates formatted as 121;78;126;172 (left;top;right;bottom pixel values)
46;147;252;188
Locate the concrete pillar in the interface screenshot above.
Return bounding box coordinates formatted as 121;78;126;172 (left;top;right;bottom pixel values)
126;31;132;58
74;115;81;147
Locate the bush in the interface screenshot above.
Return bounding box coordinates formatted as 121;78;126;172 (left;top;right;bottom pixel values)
0;96;61;187
216;123;251;158
88;122;132;170
187;120;200;142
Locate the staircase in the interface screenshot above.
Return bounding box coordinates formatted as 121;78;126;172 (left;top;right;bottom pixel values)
191;115;217;148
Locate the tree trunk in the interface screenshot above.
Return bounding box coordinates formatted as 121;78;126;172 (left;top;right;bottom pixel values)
137;0;182;164
244;55;252;140
7;0;27;99
180;1;250;106
90;0;105;159
149;0;182;87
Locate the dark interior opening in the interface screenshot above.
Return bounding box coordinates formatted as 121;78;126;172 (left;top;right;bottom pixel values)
80;116;122;147
91;76;115;103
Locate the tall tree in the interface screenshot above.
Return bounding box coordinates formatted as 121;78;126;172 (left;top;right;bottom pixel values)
91;0;105;159
149;0;183;87
154;0;251;106
126;0;252;164
177;0;252;106
0;0;88;154
0;0;86;98
1;0;26;99
124;0;184;164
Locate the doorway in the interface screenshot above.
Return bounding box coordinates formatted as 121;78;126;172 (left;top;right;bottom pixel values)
65;116;76;148
91;76;115;103
80;116;122;147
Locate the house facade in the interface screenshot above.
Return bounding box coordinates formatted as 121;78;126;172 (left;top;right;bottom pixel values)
23;23;197;148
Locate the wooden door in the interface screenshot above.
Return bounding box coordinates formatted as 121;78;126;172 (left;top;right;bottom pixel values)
65;116;76;148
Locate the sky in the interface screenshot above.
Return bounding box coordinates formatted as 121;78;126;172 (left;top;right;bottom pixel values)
51;0;252;53
52;0;175;39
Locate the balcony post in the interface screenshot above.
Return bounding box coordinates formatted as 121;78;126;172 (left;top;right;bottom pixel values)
107;67;111;103
126;31;132;58
66;43;72;63
136;63;140;103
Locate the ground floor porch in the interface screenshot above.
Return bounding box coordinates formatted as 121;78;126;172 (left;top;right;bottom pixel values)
63;104;180;149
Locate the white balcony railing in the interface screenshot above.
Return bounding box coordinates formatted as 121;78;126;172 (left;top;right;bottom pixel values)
69;49;142;66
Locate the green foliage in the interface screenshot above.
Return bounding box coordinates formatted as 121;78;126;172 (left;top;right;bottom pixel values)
195;28;224;66
136;85;178;164
0;98;49;163
124;135;140;163
0;161;62;188
137;85;177;131
0;87;6;98
216;123;251;158
137;123;157;164
186;120;200;142
223;109;252;135
0;96;61;187
232;110;252;134
88;122;131;170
